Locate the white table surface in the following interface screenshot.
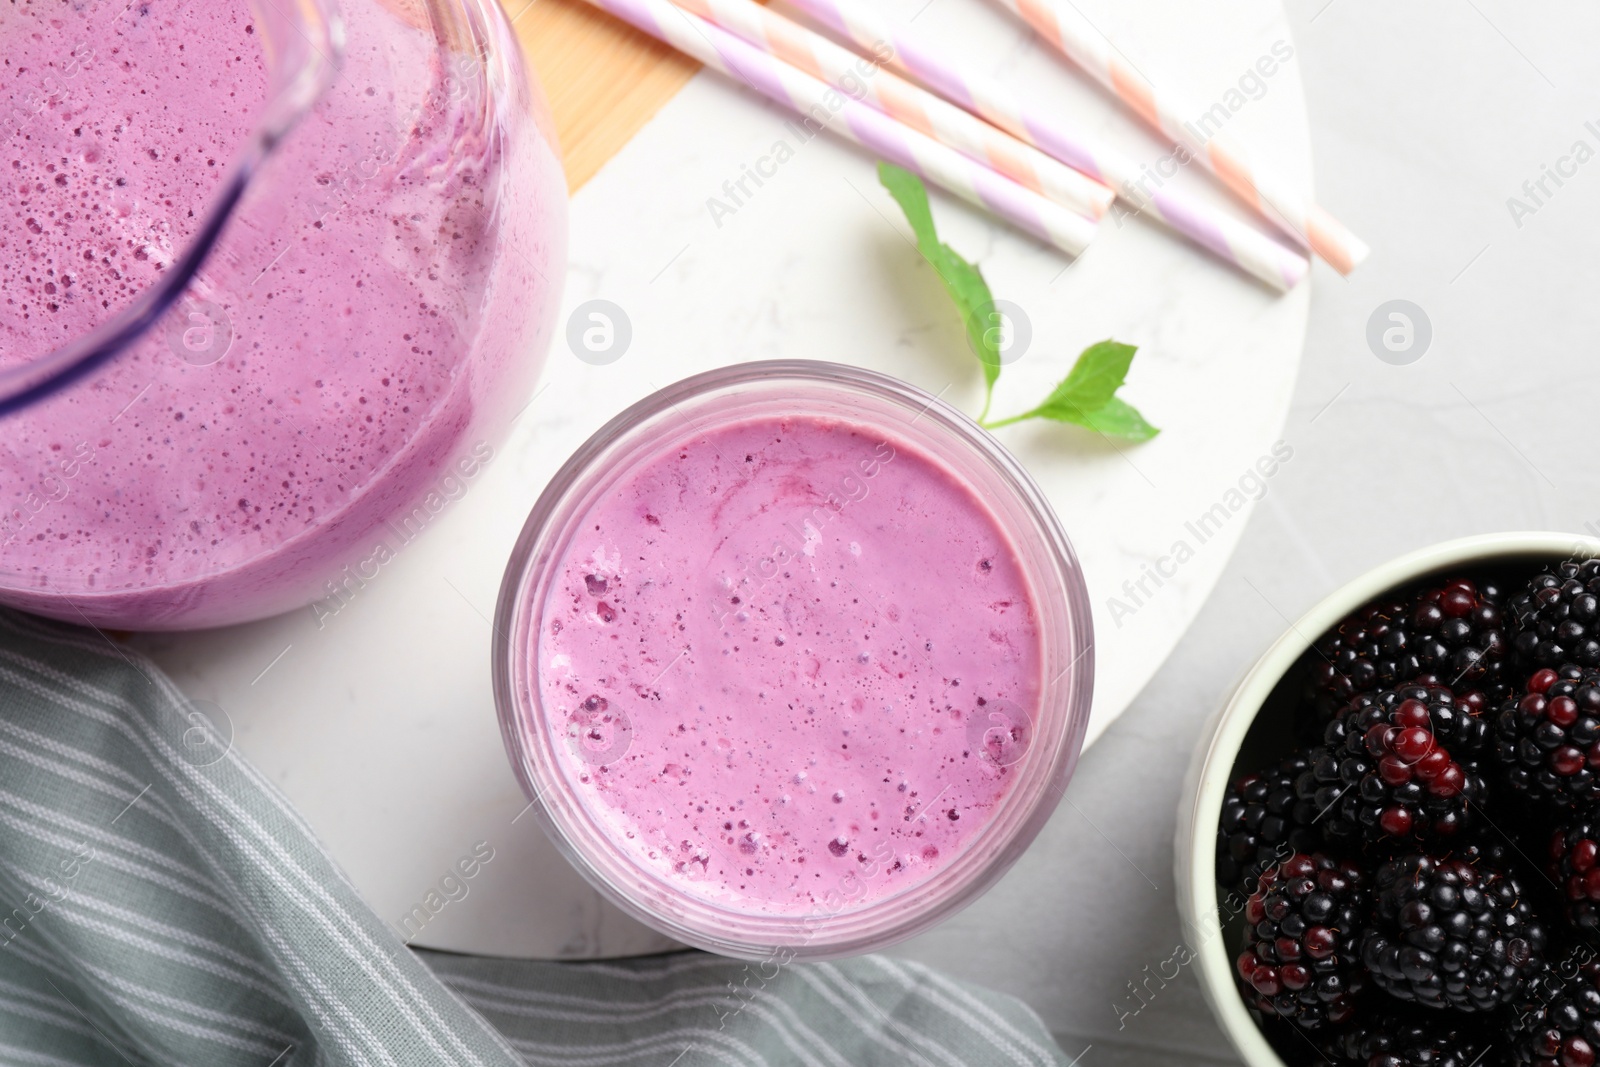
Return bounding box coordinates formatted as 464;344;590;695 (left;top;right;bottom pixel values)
886;2;1600;1062
130;0;1312;961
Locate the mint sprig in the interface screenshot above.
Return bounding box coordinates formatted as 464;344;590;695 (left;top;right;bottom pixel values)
877;163;1158;443
878;162;1003;421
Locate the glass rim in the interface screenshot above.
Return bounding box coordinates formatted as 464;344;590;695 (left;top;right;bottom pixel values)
492;359;1095;959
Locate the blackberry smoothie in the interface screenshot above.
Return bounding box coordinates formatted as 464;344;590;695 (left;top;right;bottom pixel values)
0;0;564;627
535;413;1045;915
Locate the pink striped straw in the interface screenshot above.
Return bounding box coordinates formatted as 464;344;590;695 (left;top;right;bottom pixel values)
669;0;1115;222
985;0;1368;274
786;0;1310;290
578;0;1100;256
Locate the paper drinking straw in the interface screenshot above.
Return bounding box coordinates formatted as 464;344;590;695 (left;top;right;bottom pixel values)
579;0;1100;256
984;0;1368;273
668;0;1115;221
785;0;1310;290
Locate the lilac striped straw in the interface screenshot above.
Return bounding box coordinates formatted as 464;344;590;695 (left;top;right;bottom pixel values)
786;0;1309;290
580;0;1100;257
988;0;1367;275
671;0;1115;221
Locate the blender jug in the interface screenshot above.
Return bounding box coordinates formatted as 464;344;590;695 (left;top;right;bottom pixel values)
0;0;567;629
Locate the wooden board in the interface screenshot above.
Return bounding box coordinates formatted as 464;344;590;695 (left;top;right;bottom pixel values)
509;0;701;192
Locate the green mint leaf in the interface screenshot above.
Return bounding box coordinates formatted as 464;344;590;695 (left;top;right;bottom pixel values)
1054;396;1161;441
877;161;938;257
877;163;1002;402
1035;340;1137;415
876;165;1159;446
987;340;1159;441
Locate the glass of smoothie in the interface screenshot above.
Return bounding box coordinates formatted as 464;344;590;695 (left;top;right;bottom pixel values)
0;0;566;628
494;362;1094;959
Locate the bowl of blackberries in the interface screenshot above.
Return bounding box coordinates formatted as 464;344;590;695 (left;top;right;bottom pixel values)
1178;533;1600;1067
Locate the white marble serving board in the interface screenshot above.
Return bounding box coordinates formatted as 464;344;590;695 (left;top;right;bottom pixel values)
130;0;1311;958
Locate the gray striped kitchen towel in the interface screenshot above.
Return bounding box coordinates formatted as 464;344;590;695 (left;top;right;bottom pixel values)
0;608;1070;1067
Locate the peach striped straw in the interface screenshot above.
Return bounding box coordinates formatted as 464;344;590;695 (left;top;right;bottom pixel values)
987;0;1369;274
578;0;1100;256
669;0;1115;222
785;0;1310;290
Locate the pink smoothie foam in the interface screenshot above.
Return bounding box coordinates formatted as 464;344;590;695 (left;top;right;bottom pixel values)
536;415;1044;914
0;0;564;627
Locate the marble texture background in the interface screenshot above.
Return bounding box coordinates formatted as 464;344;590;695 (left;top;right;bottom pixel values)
888;1;1600;1061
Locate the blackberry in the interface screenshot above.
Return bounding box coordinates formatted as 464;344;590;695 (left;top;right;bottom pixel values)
1311;596;1420;703
1335;682;1492;759
1549;821;1600;942
1300;693;1485;846
1359;853;1547;1012
1509;951;1600;1067
1234;852;1368;1029
1217;754;1321;894
1311;579;1513;706
1323;1009;1493;1067
1410;578;1514;695
1512;559;1600;669
1495;666;1600;809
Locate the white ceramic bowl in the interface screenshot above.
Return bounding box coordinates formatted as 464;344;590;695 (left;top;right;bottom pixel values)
1175;531;1600;1065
